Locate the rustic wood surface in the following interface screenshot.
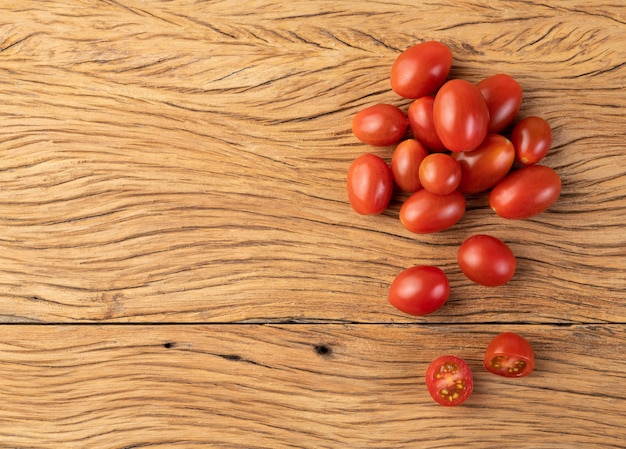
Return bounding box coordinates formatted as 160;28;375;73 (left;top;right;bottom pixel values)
0;1;624;447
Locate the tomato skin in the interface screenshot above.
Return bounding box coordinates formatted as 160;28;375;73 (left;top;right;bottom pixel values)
451;134;515;194
511;116;552;165
399;189;465;233
352;104;408;147
347;154;393;215
477;74;523;134
484;332;534;378
390;41;453;99
388;266;450;316
419;153;462;195
391;139;429;193
489;165;561;219
426;355;473;406
458;235;516;286
407;96;447;152
433;79;490;152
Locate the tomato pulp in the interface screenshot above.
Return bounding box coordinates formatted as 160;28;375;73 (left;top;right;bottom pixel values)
426;355;474;406
484;332;535;378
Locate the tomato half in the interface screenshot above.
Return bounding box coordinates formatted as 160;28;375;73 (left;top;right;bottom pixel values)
477;74;523;134
399;189;466;234
391;139;429;192
426;355;473;406
352;104;408;147
418;153;462;195
390;41;453;99
347;153;393;215
484;332;534;378
433;79;490;152
451;134;515;194
458;235;516;286
489;165;561;219
511;116;552;165
407;96;447;152
388;265;450;316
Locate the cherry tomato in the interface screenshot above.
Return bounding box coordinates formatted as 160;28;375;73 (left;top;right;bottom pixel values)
407;96;447;152
451;134;515;194
489;165;561;219
388;265;450;316
426;355;473;406
419;153;462;195
352;104;408;147
391;139;429;193
484;332;534;378
457;235;516;286
433;79;490;152
390;41;453;99
399;189;465;234
511;116;552;165
477;74;523;134
347;153;393;215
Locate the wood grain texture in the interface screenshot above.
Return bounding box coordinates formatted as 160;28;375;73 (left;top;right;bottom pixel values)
0;324;624;449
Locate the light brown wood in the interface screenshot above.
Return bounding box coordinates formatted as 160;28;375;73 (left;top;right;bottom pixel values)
0;1;624;447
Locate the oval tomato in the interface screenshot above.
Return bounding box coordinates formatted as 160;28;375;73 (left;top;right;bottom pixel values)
458;235;516;286
511;116;552;165
399;189;465;233
484;332;534;378
489;165;561;219
388;265;450;316
390;41;453;99
426;355;473;406
352;104;408;147
407;96;447;152
477;74;523;134
391;139;429;193
433;79;490;152
419;153;462;195
347;153;393;215
451;134;515;194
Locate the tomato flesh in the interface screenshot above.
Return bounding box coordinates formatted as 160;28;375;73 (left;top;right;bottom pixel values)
426;355;473;406
484;332;535;378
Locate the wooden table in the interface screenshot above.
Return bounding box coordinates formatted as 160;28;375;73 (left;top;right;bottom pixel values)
1;1;624;447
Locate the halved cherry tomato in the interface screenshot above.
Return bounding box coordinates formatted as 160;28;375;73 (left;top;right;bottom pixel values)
419;153;462;195
347;153;393;215
388;265;450;316
477;74;523;134
399;189;465;234
489;165;561;219
390;41;453;99
408;96;447;152
458;235;516;286
484;332;534;378
511;116;552;165
451;134;515;194
426;355;473;406
391;139;429;192
433;79;490;152
352;104;408;147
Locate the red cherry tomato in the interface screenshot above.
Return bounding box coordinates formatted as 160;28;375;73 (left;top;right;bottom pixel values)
433;79;490;152
484;332;534;378
426;355;473;406
489;165;561;219
347;153;393;215
451;134;515;194
390;41;453;99
511;116;552;165
458;235;516;286
419;153;462;195
388;265;450;316
399;189;465;234
352;104;408;147
408;96;447;152
477;74;523;134
391;139;429;193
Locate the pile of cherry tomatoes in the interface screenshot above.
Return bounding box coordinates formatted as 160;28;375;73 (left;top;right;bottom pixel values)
347;41;560;406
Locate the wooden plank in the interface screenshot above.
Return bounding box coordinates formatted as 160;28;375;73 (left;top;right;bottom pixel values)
0;324;624;448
